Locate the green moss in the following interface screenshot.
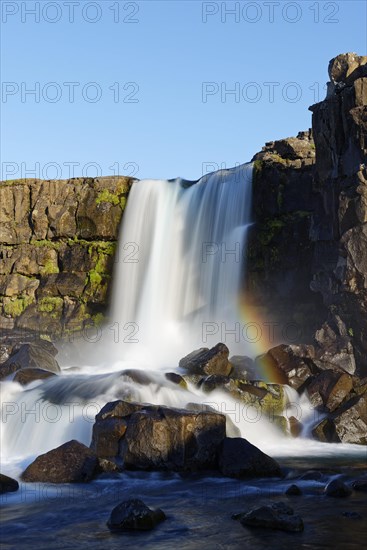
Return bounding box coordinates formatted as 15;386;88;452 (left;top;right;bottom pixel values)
4;295;34;317
92;312;105;326
269;153;287;166
38;297;63;314
95;189;120;206
348;327;354;337
88;270;102;286
40;259;59;275
30;239;62;250
252;160;263;183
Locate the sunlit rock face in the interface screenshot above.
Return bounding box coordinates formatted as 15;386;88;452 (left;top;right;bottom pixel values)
0;176;133;334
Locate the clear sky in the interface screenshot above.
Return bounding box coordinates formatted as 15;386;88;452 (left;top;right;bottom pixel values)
1;0;366;181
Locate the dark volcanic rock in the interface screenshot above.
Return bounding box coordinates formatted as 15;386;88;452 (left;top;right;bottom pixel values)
0;473;19;494
306;370;353;411
238;502;304;532
313;393;367;444
325;479;352;497
13;367;57;386
0;176;133;334
179;343;231;376
285;484;302;496
91;400;226;472
256;344;317;390
21;440;99;483
91;417;128;458
0;342;60;380
351;477;367;492
228;355;255;379
107;499;166;531
218;437;281;478
120;406;226;471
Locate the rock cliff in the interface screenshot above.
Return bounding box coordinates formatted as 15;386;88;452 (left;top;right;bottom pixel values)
0;176;133;335
249;53;367;376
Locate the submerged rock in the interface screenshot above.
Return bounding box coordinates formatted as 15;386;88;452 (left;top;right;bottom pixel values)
238;502;304;532
285;484;302;496
21;440;99;483
218;437;281;478
13;367;57;386
107;499;166;531
351;477;367;492
325;479;352;498
0;473;19;494
179;343;231;376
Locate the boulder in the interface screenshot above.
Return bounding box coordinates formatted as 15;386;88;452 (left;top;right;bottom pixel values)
351;477;367;492
325;479;352;497
228;355;255;379
13;368;57;386
0;473;19;494
0;342;60;380
306;370;353;411
91;400;226;472
218;437;281;478
332;395;367;444
179;343;231;376
256;344;317;390
285;484;302;496
328;53;367;83
314;319;356;375
185;402;241;438
164;372;188;389
120;406;226;471
21;440;99;483
91;417;128;458
313;393;367;445
299;470;323;481
238;502;304;532
107;499;166;531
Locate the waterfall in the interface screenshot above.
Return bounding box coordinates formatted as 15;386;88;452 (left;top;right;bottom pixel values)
2;163;364;469
108;163;253;367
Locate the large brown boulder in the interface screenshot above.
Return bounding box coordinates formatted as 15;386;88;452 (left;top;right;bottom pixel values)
218;437;281;478
0;342;60;380
91;400;226;472
179;343;231;376
21;440;99;483
120;406;226;471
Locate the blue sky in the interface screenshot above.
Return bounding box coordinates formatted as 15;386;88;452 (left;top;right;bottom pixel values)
1;0;366;180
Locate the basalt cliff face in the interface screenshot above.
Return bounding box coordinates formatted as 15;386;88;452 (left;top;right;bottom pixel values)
0;176;133;335
248;53;367;376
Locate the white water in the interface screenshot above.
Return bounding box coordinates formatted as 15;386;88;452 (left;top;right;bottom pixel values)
0;164;365;471
108;164;253;367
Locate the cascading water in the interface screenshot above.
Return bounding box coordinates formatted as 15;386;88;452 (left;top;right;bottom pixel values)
108;163;253;367
0;163;364;474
